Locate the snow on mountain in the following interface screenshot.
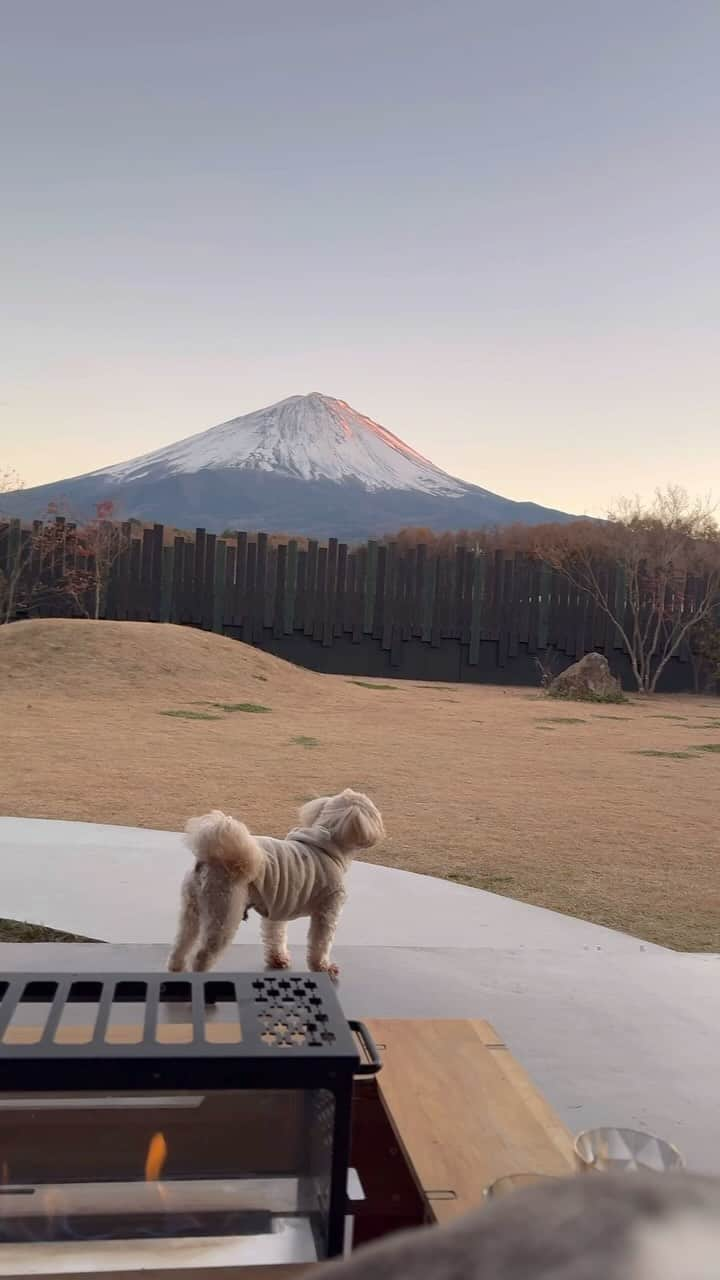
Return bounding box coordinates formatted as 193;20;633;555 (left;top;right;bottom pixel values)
2;392;574;537
98;393;474;498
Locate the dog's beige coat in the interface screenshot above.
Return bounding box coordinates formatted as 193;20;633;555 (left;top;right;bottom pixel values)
168;789;384;975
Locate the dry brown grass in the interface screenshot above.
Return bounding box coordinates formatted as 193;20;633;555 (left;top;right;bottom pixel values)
2;620;719;952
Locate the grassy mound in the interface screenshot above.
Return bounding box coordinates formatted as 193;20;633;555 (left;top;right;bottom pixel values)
0;619;320;701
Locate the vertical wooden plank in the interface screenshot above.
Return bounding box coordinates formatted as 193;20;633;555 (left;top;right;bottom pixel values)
481;552;499;645
564;579;578;655
526;559;540;655
160;545;174;623
149;523;164;621
171;536;184;623
346;551;358;638
452;547;465;641
263;545;277;630
421;550;435;644
372;544;388;641
314;546;328;643
128;537;142;620
233;532;248;628
281;539;298;634
182;537;194;623
468;552;486;665
30;520;43;585
242;539;257;644
295;547;308;633
323;537;338;647
461;547;474;645
574;586;589;658
224;541;236;626
381;542;397;652
140;528;154;621
203;532;216;631
401;547;416;641
16;528;32;616
333;542;347;638
498;556;514;667
413;544;426;639
536;562;553;653
274;543;287;638
191;529;205;627
254;532;268;640
516;554;531;647
361;541;376;635
304;540;319;637
553;570;568;652
0;519;10;578
213;539;226;633
431;555;444;648
395;550;411;657
353;548;366;643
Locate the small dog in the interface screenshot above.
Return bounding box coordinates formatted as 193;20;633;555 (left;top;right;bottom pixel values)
167;789;384;976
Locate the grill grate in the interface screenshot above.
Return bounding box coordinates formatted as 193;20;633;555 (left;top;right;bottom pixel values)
0;973;354;1063
252;977;336;1049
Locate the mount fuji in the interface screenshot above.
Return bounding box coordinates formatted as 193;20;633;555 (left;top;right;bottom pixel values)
2;393;572;537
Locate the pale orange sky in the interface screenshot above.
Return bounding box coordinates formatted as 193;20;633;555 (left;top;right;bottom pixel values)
2;1;718;518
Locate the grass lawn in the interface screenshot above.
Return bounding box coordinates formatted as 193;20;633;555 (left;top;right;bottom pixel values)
2;619;719;951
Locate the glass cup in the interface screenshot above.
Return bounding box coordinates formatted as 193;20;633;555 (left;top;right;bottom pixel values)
574;1127;685;1174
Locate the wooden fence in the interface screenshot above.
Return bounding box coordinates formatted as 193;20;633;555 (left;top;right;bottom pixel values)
0;518;708;689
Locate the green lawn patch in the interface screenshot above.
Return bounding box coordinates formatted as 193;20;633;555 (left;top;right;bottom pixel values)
160;709;222;721
0;918;100;943
213;702;271;714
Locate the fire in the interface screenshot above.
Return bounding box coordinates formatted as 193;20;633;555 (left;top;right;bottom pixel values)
145;1132;168;1182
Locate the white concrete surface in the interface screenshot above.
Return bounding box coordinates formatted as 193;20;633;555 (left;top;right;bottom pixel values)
2;816;719;1173
1;941;718;1174
0;816;663;953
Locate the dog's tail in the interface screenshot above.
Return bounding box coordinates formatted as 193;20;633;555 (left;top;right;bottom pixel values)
185;810;264;882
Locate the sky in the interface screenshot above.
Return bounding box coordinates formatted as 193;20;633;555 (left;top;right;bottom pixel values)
1;0;718;517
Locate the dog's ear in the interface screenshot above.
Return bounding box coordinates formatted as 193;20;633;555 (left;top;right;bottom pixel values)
299;796;327;827
335;800;385;851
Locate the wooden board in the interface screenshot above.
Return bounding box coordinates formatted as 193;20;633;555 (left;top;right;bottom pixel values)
365;1019;575;1224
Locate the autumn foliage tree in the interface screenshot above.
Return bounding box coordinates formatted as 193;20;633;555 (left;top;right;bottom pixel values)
535;488;720;694
0;501;129;623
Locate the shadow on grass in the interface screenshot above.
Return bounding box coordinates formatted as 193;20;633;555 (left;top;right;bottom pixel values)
536;716;587;725
349;680;398;691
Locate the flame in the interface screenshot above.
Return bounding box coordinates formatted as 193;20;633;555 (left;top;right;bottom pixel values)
145;1132;168;1182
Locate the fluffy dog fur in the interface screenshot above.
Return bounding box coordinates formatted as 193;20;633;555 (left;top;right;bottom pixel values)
167;789;385;975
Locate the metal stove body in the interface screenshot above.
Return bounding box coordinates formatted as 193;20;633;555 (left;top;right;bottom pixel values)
0;972;379;1275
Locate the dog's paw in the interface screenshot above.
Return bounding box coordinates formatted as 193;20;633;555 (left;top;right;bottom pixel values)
267;952;292;970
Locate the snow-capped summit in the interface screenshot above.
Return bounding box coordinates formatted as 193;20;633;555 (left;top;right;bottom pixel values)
99;393;473;498
2;393;573;537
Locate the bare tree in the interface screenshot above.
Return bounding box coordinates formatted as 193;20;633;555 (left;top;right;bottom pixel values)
539;487;720;694
0;467;22;501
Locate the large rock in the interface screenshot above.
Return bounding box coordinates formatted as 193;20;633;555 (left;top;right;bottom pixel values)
549;652;624;702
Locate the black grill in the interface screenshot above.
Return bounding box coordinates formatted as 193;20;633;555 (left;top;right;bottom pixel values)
0;972;379;1261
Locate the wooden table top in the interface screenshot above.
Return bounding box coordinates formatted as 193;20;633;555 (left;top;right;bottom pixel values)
365;1018;576;1224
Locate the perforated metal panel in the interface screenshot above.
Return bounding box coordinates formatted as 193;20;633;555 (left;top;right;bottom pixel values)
252;976;337;1048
